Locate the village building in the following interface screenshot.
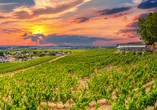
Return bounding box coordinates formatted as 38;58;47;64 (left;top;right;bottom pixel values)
26;53;29;56
117;37;154;52
0;50;68;63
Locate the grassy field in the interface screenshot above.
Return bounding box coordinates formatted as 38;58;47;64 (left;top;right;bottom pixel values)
0;55;59;74
0;49;157;110
0;62;21;70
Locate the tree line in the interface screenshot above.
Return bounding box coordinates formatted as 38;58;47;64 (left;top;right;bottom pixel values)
0;51;4;56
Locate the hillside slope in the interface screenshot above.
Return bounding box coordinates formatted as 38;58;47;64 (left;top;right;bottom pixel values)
0;49;157;110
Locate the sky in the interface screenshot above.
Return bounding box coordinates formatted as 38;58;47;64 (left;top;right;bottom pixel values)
0;0;157;46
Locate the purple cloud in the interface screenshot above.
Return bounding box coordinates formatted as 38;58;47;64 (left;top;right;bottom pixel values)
0;28;25;34
71;17;90;23
22;33;113;46
138;0;157;9
98;7;132;15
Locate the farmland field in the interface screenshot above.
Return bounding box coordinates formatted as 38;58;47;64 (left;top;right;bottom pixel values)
0;55;59;74
0;48;157;110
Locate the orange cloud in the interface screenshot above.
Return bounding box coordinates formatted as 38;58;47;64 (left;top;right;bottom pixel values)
0;28;26;34
12;0;91;19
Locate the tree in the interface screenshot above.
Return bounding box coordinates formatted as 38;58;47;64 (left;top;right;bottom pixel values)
0;51;4;56
33;51;37;54
137;12;157;51
30;54;33;58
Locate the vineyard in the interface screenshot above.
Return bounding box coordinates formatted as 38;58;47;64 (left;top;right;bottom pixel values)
0;56;59;74
0;48;157;110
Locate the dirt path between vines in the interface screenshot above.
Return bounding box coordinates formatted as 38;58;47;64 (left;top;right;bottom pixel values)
0;55;67;77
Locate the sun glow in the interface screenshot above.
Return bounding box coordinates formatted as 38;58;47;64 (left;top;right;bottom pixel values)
27;23;59;35
38;36;43;40
34;31;41;34
30;25;46;34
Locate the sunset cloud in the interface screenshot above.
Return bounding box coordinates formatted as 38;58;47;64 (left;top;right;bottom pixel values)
71;17;90;23
132;0;143;3
68;6;132;25
0;28;25;34
22;33;113;46
0;15;10;19
116;28;139;38
98;7;132;15
115;12;149;39
0;16;5;19
0;1;34;13
138;0;157;9
92;38;139;46
1;21;17;24
13;0;91;19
